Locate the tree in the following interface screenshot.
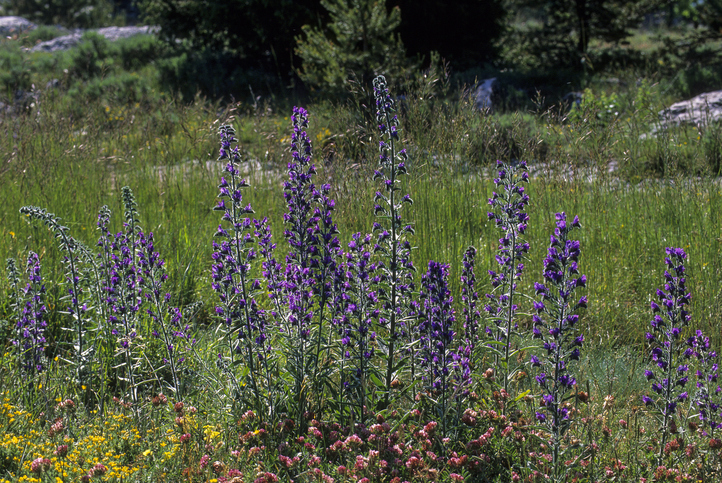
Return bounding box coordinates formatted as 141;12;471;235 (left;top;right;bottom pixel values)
139;0;326;73
503;0;651;69
392;0;506;68
295;0;415;95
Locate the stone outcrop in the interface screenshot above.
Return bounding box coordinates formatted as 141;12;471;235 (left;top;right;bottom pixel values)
659;90;722;127
30;25;157;53
0;16;36;37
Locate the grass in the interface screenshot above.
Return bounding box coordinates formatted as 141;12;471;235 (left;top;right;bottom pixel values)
3;26;722;482
3;82;722;347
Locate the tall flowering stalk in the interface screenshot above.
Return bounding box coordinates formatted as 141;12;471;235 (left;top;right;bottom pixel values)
332;233;379;425
460;246;481;369
7;254;48;396
273;106;340;425
211;125;270;415
106;228;142;406
20;206;89;388
643;247;693;465
120;187;145;336
138;231;192;399
687;331;722;437
484;160;530;395
686;330;722;472
372;75;416;407
94;205;118;406
530;213;587;479
418;260;467;437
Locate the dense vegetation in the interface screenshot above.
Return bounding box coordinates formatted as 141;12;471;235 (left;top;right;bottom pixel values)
2;1;722;482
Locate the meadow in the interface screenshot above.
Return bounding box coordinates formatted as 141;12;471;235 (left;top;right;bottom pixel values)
3;29;722;482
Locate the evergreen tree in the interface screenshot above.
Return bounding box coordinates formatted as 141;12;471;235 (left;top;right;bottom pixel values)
295;0;415;95
503;0;652;69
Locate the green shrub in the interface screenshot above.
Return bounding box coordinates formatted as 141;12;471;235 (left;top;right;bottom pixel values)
0;42;31;100
295;0;416;97
116;34;163;71
68;31;116;80
19;25;67;48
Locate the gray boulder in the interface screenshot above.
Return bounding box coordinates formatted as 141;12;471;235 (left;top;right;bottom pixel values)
0;16;36;37
659;90;722;127
474;77;497;111
30;25;157;53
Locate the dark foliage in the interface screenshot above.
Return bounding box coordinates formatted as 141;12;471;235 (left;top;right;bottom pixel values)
139;0;327;75
392;0;506;68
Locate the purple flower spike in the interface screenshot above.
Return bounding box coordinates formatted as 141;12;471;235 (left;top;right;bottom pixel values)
460;247;480;365
8;253;48;378
484;160;530;395
212;124;271;409
530;213;586;460
644;247;695;463
331;233;379;422
373;75;416;406
687;330;722;439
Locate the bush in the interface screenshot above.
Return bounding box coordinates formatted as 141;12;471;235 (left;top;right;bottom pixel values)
0;42;31;100
296;0;415;97
73;71;154;104
68;31;115;80
19;25;67;48
116;34;164;71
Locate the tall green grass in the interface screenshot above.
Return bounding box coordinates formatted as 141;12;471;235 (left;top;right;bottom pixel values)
2;77;722;352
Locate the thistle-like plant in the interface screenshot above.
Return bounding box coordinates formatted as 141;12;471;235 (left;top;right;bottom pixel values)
372;74;416;407
484;160;530;395
643;247;693;465
20;206;90;388
211;124;270;415
530;212;587;479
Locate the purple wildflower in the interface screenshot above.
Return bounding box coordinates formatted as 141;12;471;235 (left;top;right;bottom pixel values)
417;261;466;437
484;160;530;395
372;75;416;406
460;247;481;365
8;253;48;378
687;330;722;436
531;212;586;474
331;233;379;422
212;125;270;412
644;247;693;463
137;231;192;397
19;206;89;387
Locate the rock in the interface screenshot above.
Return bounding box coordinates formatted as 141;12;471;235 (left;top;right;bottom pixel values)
474;77;497;111
562;91;583;109
29;32;83;53
96;26;157;42
659;90;722;127
30;25;157;53
0;16;36;37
